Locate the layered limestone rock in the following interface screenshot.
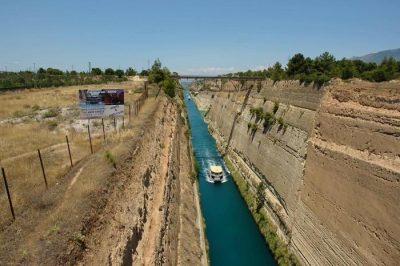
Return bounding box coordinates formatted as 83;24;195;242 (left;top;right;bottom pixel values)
191;79;400;265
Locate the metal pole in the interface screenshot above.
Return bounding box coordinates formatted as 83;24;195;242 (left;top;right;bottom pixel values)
122;116;124;128
37;149;48;189
87;125;93;154
102;118;106;141
66;135;73;167
128;105;131;123
2;167;15;220
113;116;116;131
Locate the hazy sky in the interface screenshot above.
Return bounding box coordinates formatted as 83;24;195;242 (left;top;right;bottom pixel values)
1;0;399;74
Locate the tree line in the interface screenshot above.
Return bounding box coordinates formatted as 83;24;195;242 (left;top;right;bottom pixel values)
0;66;146;90
229;52;400;86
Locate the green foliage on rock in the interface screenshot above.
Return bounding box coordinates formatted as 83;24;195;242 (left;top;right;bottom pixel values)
225;158;301;266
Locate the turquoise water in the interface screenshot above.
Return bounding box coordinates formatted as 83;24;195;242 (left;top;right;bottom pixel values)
183;88;276;266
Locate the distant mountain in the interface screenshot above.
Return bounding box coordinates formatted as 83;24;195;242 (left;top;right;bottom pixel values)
352;48;400;63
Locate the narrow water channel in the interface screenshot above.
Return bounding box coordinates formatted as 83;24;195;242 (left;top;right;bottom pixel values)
183;86;275;266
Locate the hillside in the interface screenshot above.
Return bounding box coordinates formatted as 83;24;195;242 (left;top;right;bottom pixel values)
352;48;400;63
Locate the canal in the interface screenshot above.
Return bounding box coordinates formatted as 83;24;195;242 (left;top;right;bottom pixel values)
183;86;275;266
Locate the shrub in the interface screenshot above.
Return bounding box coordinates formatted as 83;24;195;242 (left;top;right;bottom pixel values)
224;158;300;265
43;108;59;118
46;120;58;130
256;81;262;93
273;101;279;114
104;150;116;168
32;104;40;111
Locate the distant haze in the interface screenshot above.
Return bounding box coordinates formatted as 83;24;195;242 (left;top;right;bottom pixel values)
352;48;400;63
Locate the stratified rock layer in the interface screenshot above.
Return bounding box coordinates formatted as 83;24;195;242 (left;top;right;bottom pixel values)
192;79;400;265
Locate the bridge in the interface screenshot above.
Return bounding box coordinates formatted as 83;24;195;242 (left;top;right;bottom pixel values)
171;75;265;81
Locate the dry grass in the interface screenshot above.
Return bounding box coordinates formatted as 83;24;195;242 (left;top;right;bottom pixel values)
0;80;145;119
0;80;148;225
0;83;158;265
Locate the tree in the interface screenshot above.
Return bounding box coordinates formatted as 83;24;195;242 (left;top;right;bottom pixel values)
46;68;63;75
314;52;336;74
287;53;309;76
105;68;115;75
91;67;102;75
125;67;137;76
256;182;266;212
140;69;149;76
148;58;167;84
115;69;124;78
270;62;285;81
161;78;176;98
37;68;46;74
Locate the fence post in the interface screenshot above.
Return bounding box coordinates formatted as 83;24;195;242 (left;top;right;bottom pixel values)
128;105;131;123
37;149;48;189
2;167;15;220
66;135;73;167
122;116;125;128
102;118;106;141
113;116;116;131
87;125;93;154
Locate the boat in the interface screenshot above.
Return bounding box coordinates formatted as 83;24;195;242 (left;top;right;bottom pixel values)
207;165;224;183
187;95;191;100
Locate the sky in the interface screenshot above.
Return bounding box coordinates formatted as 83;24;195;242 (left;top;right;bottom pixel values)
1;0;399;74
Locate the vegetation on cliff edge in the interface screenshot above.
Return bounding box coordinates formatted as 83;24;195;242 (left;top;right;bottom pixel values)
228;52;400;85
225;158;301;266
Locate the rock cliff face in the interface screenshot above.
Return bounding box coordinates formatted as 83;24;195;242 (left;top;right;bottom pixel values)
191;79;400;265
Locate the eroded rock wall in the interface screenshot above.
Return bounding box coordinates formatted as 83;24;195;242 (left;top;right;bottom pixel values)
192;79;400;265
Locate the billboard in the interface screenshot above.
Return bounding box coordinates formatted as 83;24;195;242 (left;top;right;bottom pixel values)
79;89;124;119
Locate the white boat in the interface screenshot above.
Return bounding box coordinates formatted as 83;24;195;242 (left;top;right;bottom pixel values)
207;165;225;183
187;95;192;100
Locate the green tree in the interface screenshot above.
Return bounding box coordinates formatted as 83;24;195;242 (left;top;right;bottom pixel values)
91;67;102;75
115;69;124;78
270;62;285;81
105;68;115;75
148;58;167;83
125;67;137;76
140;69;149;76
161;78;176;98
314;52;336;74
46;68;63;75
287;53;311;76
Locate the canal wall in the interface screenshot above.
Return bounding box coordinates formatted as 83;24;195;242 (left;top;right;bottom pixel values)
191;79;400;265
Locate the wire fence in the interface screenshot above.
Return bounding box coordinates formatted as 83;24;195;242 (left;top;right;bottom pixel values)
0;88;149;222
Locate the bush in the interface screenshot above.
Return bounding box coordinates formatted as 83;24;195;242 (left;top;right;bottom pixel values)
273;102;279;114
224;158;300;265
43;108;59;118
104;150;116;168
